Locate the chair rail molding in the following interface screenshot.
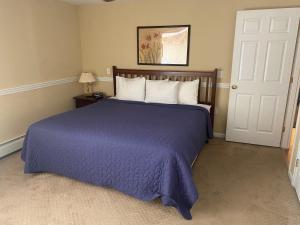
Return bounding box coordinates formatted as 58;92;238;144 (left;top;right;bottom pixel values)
0;76;78;96
0;76;229;96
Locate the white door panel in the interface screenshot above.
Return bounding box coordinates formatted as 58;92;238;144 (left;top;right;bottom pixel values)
257;96;278;133
226;8;300;147
243;19;261;34
233;94;253;130
263;41;287;82
239;41;258;81
270;17;291;33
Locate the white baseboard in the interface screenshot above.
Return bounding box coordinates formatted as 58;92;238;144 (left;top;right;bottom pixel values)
288;170;295;186
214;132;225;138
0;136;24;159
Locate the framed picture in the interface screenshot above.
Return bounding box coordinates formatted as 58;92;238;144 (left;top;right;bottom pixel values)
137;25;191;66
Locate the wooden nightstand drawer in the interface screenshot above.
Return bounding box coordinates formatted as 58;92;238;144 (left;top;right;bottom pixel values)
74;95;107;108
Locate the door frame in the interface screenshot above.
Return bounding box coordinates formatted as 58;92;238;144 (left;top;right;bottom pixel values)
293;150;300;195
282;22;300;149
292;152;300;200
289;88;300;186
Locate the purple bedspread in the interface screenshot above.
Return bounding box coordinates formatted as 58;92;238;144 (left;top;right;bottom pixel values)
21;99;212;219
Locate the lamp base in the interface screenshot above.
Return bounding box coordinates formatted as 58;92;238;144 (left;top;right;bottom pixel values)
83;83;94;97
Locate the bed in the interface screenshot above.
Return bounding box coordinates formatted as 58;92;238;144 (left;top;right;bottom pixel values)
21;66;217;220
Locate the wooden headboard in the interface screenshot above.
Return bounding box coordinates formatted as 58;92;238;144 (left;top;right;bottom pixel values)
112;66;217;126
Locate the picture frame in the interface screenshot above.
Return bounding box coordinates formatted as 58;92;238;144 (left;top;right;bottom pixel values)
137;25;191;66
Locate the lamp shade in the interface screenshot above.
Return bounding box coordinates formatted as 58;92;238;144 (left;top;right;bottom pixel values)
79;72;96;83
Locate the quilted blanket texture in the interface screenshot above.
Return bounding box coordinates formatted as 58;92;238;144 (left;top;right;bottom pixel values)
21;99;212;219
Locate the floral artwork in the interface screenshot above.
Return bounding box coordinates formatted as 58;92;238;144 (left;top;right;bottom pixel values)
137;25;190;66
139;32;163;64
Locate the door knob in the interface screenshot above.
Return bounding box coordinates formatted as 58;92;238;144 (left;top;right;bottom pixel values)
231;84;238;89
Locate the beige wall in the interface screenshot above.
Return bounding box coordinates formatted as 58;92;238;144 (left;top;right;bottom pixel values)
79;0;300;133
0;0;83;144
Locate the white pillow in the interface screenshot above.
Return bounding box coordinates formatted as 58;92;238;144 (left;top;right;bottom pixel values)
197;104;211;112
178;79;199;105
116;76;146;101
145;80;179;104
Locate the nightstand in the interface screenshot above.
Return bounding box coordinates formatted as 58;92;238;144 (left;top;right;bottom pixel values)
74;95;107;108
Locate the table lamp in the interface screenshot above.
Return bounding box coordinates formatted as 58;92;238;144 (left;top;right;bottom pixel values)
79;72;96;96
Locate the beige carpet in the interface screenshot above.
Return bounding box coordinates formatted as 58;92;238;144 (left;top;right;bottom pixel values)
0;139;299;225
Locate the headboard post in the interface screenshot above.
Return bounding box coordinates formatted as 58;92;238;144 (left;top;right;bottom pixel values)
113;66;117;96
112;65;218;128
210;69;218;128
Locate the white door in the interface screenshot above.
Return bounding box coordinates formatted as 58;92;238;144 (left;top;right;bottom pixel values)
226;8;300;147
